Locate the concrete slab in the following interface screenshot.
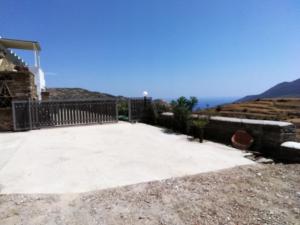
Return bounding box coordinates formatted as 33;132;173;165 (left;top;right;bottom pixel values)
0;122;254;194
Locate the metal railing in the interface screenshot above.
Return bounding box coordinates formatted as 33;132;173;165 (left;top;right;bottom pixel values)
12;98;118;131
128;97;152;122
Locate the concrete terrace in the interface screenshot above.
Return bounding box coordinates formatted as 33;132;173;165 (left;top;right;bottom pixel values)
0;122;254;194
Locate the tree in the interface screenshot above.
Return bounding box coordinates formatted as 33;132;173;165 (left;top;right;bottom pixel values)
171;96;199;133
171;96;198;112
188;96;198;111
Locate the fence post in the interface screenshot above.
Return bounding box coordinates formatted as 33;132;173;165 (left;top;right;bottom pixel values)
144;96;147;108
12;101;17;131
37;100;41;128
115;99;119;122
128;99;132;122
28;99;33;130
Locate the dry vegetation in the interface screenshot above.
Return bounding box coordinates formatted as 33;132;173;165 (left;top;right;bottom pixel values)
46;88;117;100
197;98;300;141
0;164;299;225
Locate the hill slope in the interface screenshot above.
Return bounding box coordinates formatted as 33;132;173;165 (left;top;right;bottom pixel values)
237;78;300;102
46;88;117;100
198;98;300;141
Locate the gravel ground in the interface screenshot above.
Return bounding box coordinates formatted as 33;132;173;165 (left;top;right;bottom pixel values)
0;163;299;225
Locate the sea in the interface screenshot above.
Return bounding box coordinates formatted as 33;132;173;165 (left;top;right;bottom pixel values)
164;97;239;111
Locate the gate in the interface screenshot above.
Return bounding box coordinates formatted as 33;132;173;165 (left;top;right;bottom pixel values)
128;97;152;122
12;99;118;131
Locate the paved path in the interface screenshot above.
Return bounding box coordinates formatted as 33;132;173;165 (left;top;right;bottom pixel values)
0;122;254;194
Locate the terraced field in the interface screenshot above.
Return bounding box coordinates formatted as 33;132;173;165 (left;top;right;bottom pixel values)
197;98;300;140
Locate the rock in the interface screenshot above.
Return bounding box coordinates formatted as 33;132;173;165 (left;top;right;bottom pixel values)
276;193;283;198
292;208;300;214
256;158;274;164
244;153;253;157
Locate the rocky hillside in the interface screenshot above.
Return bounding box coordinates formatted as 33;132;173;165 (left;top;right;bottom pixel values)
197;98;300;141
237;78;300;102
46;88;118;100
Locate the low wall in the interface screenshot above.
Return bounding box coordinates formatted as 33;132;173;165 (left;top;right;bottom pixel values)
280;142;300;163
158;113;297;160
205;116;296;154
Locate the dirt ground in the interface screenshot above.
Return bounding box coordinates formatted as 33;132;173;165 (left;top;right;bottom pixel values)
0;163;299;225
0;123;253;194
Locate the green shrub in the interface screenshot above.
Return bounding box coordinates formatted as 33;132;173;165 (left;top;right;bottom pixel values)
190;119;208;142
153;99;171;114
173;106;191;133
193;119;208;128
118;101;128;116
171;96;198;133
216;105;222;112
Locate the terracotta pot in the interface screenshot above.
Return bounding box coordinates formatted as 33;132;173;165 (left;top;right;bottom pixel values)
231;130;254;150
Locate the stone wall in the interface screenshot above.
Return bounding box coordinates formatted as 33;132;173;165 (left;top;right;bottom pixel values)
158;113;297;160
41;91;50;100
279;142;300;163
0;71;37;131
204;116;296;157
0;108;12;131
0;71;37;100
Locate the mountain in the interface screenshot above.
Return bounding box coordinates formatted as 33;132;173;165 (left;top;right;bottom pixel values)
237;78;300;102
46;88;118;100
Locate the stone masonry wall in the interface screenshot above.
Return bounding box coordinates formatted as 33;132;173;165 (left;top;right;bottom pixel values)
0;108;12;131
204;116;296;157
280;142;300;163
0;71;37;131
159;113;297;160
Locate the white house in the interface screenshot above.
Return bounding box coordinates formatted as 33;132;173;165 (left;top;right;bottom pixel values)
0;37;46;100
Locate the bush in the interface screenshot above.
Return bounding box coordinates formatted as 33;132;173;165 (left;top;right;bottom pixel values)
190;119;208;142
153;99;171;114
216;105;222;112
278;99;288;102
171;96;198;133
173;106;191;133
118;101;128;116
155;96;201;134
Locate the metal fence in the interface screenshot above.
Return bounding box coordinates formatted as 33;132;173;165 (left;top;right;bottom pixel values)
128;97;152;122
12;99;118;131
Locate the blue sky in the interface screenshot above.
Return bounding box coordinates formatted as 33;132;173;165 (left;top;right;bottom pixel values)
1;0;300;98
